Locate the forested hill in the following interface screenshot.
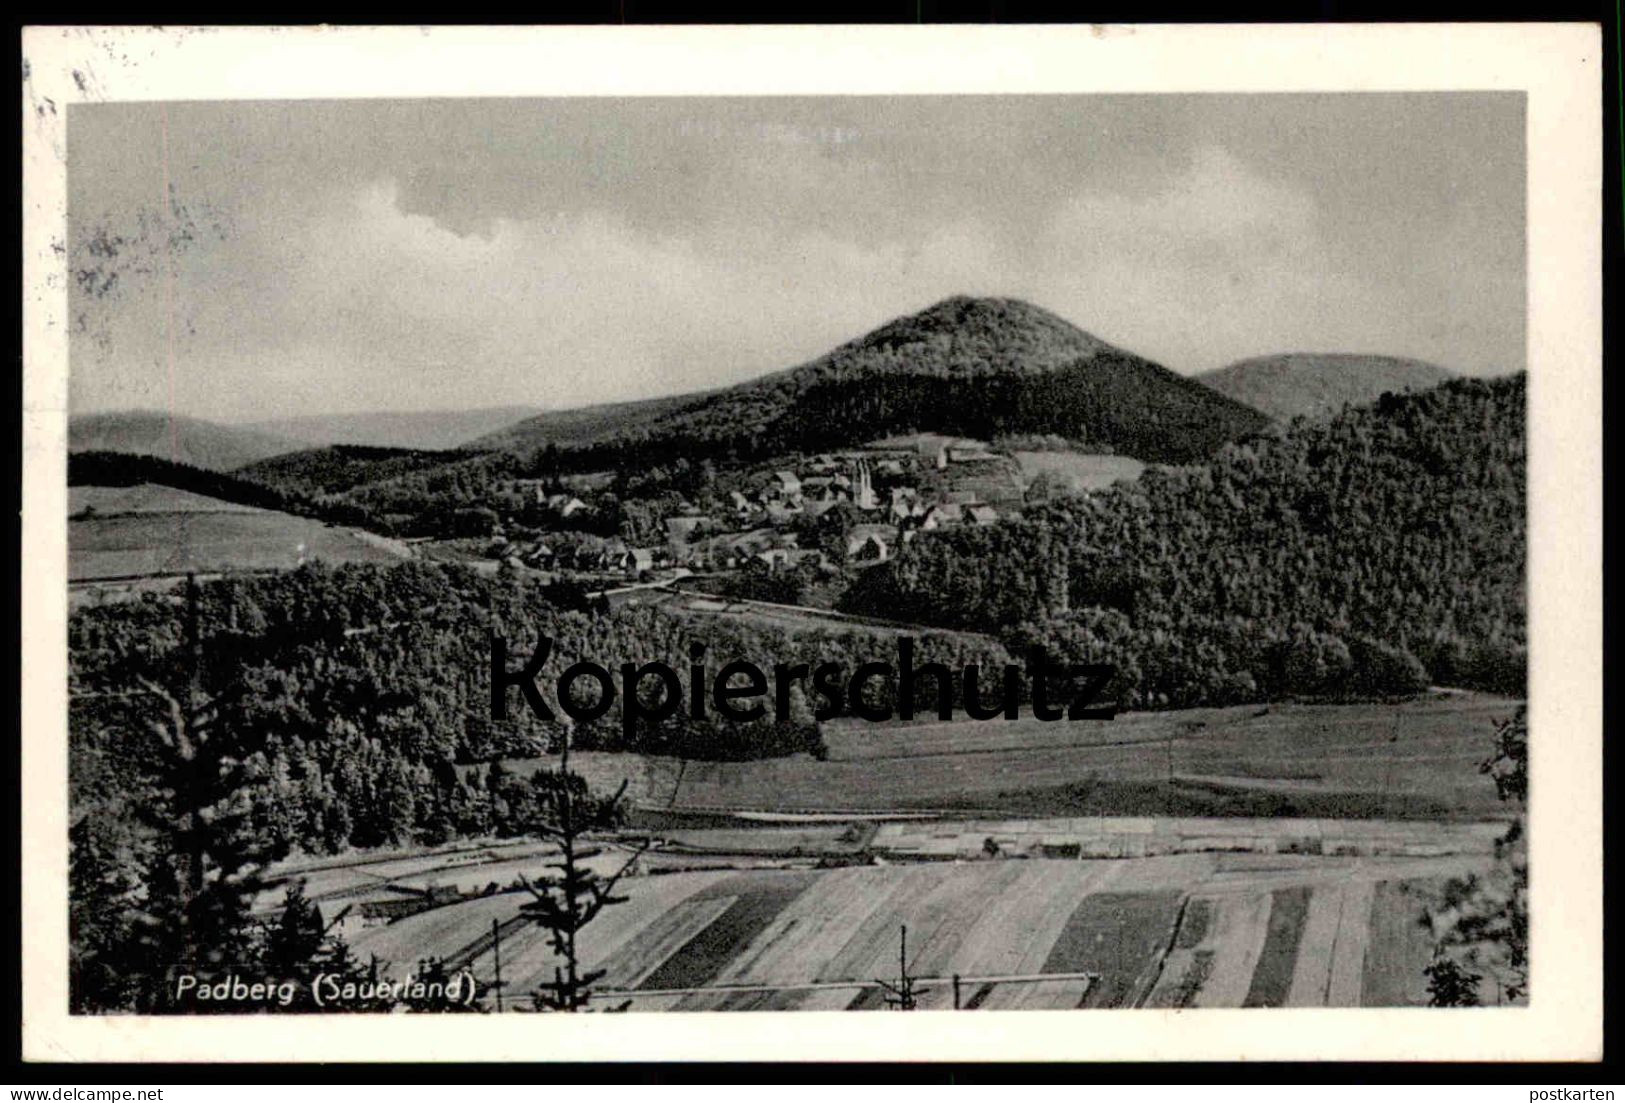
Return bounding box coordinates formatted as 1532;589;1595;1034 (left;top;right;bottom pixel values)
849;374;1526;706
477;297;1272;465
1196;354;1455;423
236;444;489;497
69;411;301;472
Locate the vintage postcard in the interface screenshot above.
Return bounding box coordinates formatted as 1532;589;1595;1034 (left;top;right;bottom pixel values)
20;24;1602;1062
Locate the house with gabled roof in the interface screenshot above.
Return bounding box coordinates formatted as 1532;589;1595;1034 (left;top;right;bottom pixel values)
753;547;826;574
625;547;656;575
800;475;841;500
664;515;707;547
888;486;926;523
947;444;998;464
848;531;891;564
547;493;591;518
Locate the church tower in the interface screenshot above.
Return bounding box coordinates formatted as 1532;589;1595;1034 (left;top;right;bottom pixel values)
855;460;878;510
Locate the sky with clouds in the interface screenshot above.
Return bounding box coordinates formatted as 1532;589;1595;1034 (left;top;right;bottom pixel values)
67;93;1525;422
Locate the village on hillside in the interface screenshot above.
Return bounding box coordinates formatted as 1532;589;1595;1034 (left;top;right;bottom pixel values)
477;436;1023;588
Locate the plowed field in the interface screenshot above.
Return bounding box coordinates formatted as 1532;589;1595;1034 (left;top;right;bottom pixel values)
347;852;1481;1010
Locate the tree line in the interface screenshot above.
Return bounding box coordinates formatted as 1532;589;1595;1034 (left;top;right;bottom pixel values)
70;450;382;530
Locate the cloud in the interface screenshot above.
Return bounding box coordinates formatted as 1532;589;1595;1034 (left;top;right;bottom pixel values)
1030;145;1424;370
1054;145;1319;248
69;112;1523;422
118;178;1021;419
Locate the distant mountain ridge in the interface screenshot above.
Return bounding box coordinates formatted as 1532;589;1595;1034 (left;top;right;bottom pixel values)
472;392;709;452
69;411;301;472
478;296;1271;465
246;406;547;451
1196;353;1454;423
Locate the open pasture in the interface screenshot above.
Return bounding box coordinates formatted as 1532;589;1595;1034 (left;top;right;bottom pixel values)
1012;450;1146;492
659;589;956;636
656;823;869;856
70;483;270;516
345;852;1485;1011
70;506;410;581
623;693;1519;820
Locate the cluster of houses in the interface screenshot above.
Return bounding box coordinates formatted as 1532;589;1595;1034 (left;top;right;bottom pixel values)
505;537;663;576
724;457;885;524
514;488;592;521
724;446;1005;531
684;520;899;574
499;441;1010;582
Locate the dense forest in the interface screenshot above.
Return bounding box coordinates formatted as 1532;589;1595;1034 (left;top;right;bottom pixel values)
70;562;1010;857
235;444;490;497
845;375;1526;706
760;351;1266;462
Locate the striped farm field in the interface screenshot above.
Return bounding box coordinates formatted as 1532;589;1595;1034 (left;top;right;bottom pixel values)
1360;879;1448;1007
1242;886;1311;1007
343;851;1489;1010
1042;890;1185;1009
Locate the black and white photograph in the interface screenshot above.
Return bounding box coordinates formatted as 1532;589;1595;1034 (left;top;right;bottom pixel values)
20;25;1602;1063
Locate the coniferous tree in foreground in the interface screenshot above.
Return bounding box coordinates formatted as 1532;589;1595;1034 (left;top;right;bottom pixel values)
68;815;138;1013
515;728;647;1012
122;576;286;1009
261;883;389;1012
